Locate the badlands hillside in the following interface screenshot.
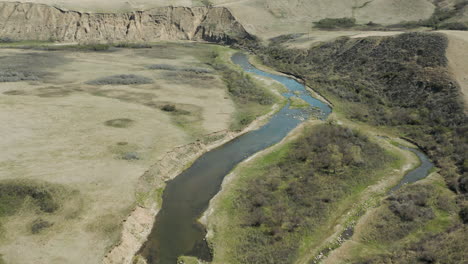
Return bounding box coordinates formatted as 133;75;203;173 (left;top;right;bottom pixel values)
1;0;467;39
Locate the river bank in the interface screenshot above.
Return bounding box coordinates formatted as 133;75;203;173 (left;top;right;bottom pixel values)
103;49;286;264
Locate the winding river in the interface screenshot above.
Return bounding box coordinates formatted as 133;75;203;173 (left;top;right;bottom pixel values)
138;52;432;263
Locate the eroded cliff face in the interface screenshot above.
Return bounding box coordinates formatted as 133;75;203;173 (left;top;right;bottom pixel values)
0;2;252;43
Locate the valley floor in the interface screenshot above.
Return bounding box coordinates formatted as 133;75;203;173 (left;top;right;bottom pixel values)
0;43;281;264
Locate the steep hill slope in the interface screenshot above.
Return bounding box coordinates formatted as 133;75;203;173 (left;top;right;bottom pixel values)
1;0;438;39
0;2;251;43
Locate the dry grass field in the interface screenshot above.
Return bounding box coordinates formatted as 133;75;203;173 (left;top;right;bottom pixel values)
3;0;437;39
0;44;238;264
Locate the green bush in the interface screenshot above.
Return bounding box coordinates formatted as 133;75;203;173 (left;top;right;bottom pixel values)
31;218;53;234
86;74;153;85
314;18;356;29
161;104;176;112
0;181;60;217
460;207;468;224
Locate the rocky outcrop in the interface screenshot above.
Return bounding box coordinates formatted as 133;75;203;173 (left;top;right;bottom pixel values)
0;2;252;43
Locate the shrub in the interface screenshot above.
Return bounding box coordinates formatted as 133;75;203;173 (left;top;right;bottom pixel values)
0;71;39;82
115;43;152;49
31;218;53;234
0;181;60;217
439;22;468;30
314;18;356;29
104;118;134;128
148;64;213;74
161;104;176;112
86;74;153;85
122;152;140;161
0;37;14;43
460;207;468;224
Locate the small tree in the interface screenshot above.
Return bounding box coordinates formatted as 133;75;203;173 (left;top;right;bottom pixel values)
201;0;213;7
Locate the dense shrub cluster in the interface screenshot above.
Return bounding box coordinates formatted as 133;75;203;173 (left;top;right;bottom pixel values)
31;218;53;234
247;32;467;262
0;71;39;82
313;18;356;29
86;74;153;85
0;182;60;217
0;37;14;43
148;64;213;74
228;124;393;263
257;32;467;195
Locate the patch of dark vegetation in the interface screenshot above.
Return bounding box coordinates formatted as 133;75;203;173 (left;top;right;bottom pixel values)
363;184;442;242
36;43;111;51
3;90;27;96
313;17;356;29
349;180;465;264
148;64;213;74
114;43;152;49
0;52;68;82
0;180;61;217
227;124;394;263
243;32;467;263
104;118;135;128
122;152;140;161
208;52;274;106
86;74;153;85
0;37;14;43
460;206;468;224
31;218;53;234
36;86;73;97
256;32;467;196
161;104;176;112
355;225;468;264
269;33;305;45
0;71;39;82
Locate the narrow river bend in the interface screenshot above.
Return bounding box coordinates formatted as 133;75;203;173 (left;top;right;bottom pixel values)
138;53;331;263
138;53;433;264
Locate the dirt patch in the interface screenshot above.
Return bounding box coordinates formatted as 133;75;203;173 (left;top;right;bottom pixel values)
441;30;468;111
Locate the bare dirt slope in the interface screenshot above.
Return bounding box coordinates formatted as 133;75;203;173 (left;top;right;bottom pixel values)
441;30;468;110
2;0;436;39
0;2;250;43
0;45;235;264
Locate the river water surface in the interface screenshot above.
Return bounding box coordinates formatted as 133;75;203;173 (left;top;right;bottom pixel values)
139;53;331;263
139;53;432;263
